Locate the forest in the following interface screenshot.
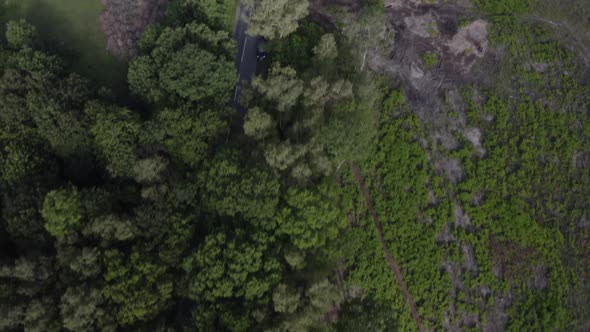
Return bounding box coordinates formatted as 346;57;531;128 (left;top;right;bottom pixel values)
0;0;589;331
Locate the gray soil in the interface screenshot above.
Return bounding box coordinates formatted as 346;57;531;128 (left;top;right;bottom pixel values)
100;0;169;60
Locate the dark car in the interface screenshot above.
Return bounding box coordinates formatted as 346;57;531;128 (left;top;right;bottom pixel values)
256;51;267;61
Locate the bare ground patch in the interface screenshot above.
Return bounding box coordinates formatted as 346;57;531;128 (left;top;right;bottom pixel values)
100;0;169;60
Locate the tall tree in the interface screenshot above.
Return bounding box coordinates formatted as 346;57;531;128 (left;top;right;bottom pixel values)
277;182;346;250
244;0;309;39
141;107;226;168
129;23;236;107
41;187;83;241
5;19;36;49
60;286;116;332
203;148;280;221
87;102;141;178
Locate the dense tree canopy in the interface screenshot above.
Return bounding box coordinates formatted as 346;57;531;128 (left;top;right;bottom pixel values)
243;0;309;39
129;22;236;106
1;0;589;330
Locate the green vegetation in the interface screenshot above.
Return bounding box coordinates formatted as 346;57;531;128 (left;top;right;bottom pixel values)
1;0;127;91
1;0;589;330
243;0;309;39
421;51;440;68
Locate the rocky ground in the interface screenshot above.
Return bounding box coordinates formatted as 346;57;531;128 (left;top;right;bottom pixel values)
100;0;169;59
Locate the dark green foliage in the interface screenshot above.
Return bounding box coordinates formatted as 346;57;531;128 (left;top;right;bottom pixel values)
1;0;588;331
60;286;116;331
336;296;398;332
204;148;280;221
128;22;236;107
268;21;324;71
88;103;141;178
24;297;60;332
142;107;226;168
0;135;45;184
5;19;36;49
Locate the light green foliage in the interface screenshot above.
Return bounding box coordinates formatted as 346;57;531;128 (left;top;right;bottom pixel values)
102;248;173;326
277;182;347;250
303;76;330;109
60;286;115;332
263;141;308;172
474;0;532;14
269;278;342;331
313;33;338;62
41;187;83;240
82;215;136;243
249;62;358;180
421;52;439;68
317;79;379;163
252;64;304;112
343;6;395;58
272;284;301;313
133;156;169;183
204;149;280;220
5;19;36;49
129;23;236;106
244;0;309;39
88;103;140;178
244;107;274;139
306;278;341;311
402;4;589;328
284;249;305;270
455;94;586;329
382;89;406;114
348;112;452;331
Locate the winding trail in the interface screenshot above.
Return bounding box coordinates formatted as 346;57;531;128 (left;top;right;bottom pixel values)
351;162;424;332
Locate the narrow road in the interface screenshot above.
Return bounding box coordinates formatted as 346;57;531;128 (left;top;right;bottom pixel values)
351;162;424;332
232;3;261;117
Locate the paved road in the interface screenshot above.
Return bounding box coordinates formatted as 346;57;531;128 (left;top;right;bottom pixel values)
232;3;261;116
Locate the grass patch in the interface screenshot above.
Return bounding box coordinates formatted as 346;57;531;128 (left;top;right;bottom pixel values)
1;0;127;92
224;0;240;32
421;52;440;69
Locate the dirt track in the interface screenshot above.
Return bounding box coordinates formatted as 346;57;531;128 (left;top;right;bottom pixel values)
100;0;169;59
351;162;424;332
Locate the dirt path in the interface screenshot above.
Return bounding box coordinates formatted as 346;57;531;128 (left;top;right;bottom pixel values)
350;162;424;332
